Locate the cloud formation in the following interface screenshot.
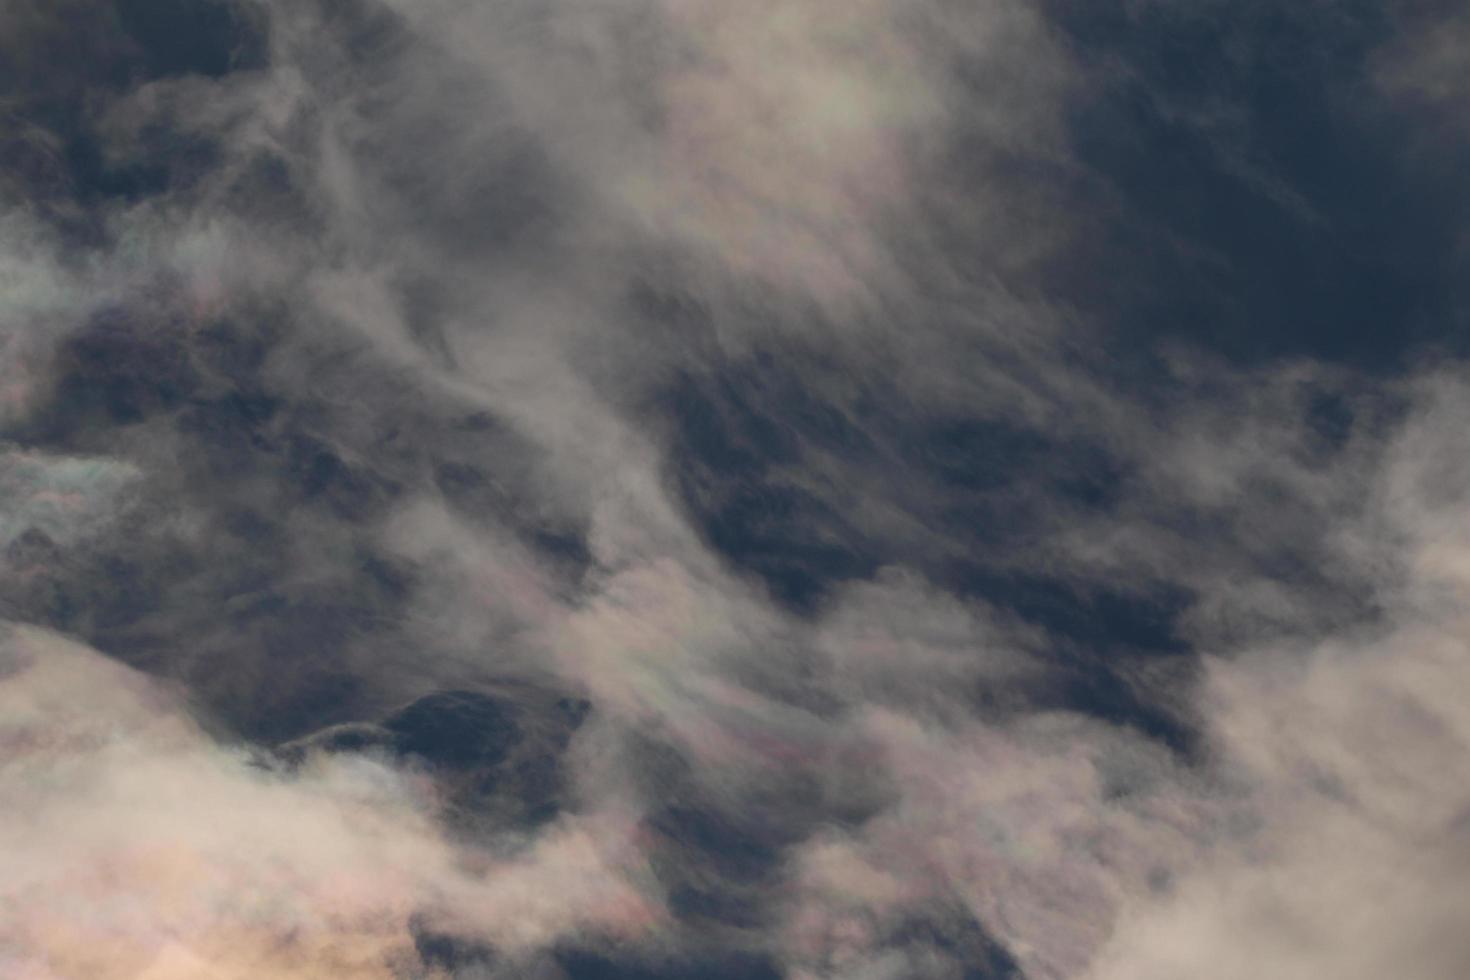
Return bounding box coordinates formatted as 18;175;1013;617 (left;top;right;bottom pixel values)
4;0;1470;977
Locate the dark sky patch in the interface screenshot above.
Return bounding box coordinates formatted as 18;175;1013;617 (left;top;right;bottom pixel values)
113;0;267;80
1039;0;1465;370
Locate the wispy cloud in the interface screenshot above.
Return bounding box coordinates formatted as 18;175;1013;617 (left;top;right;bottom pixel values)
4;1;1469;976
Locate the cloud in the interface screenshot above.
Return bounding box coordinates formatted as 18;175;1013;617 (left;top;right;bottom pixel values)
0;450;139;549
0;624;665;978
366;0;1073;316
5;1;1470;977
1081;383;1470;978
765;372;1470;980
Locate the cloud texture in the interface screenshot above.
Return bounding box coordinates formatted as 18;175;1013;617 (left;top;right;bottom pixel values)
4;0;1470;977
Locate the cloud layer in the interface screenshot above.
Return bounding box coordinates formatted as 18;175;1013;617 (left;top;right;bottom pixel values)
4;1;1470;977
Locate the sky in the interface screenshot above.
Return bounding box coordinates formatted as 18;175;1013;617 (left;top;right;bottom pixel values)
3;1;1470;977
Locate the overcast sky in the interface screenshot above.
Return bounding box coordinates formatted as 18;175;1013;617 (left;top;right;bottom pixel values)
4;2;1470;978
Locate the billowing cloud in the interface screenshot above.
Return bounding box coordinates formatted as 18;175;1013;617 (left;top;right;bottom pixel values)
0;625;664;978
